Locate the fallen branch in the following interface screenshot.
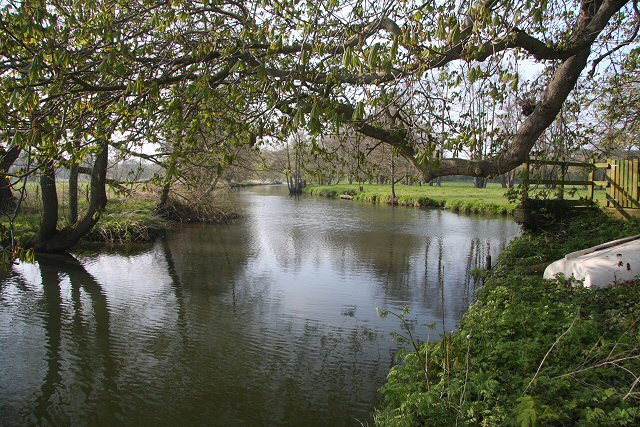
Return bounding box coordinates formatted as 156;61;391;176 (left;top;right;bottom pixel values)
524;315;578;394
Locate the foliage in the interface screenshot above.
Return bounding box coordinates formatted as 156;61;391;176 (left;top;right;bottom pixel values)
1;0;636;178
376;213;640;426
0;0;637;253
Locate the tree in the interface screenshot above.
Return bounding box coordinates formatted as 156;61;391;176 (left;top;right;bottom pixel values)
284;0;637;182
284;132;306;194
0;0;637;253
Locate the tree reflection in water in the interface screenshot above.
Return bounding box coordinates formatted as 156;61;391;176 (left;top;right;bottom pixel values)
0;187;521;426
31;253;121;426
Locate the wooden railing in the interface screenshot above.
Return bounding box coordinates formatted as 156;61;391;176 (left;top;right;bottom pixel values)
522;158;640;210
522;158;601;205
606;159;640;209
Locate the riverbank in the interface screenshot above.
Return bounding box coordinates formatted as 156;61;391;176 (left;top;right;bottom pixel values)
305;183;516;215
8;191;166;245
230;180;283;188
376;211;640;426
7;185;236;246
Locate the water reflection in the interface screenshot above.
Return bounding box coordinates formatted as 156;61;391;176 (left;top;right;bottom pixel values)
0;185;521;426
0;254;120;426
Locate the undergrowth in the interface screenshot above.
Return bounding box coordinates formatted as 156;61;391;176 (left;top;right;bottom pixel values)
376;212;640;426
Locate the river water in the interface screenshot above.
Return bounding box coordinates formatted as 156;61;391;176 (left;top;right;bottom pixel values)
0;185;521;426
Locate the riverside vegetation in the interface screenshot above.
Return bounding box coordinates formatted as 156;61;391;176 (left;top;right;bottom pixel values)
375;212;640;426
306;183;607;216
5;182;235;248
306;183;517;215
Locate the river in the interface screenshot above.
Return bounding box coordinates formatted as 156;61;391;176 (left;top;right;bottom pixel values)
0;185;521;426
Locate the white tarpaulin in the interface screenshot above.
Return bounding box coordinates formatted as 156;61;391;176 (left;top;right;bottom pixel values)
543;234;640;288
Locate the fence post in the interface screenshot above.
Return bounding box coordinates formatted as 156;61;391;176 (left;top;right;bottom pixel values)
607;160;614;207
522;157;530;206
558;156;565;200
633;159;639;208
588;163;595;202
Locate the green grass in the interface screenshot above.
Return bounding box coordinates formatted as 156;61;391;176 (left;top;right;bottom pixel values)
84;197;167;243
306;182;608;216
4;182;166;245
306;183;517;215
375;212;640;426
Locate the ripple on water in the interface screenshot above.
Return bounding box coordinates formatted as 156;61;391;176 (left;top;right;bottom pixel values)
0;186;521;426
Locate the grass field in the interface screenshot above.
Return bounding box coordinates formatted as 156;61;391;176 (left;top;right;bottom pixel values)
305;182;608;215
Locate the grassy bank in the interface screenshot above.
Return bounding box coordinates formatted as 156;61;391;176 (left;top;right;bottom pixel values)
6;185;167;245
376;212;640;426
305;183;608;216
305;183;517;215
84;197;167;243
5;182;235;246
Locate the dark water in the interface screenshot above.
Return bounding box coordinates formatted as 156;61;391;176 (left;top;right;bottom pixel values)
0;185;521;426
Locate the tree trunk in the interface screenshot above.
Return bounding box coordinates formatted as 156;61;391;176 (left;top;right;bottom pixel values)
474;177;487;188
68;162;78;223
34;142;109;252
157;157;175;211
37;161;59;243
158;182;171;209
390;154;396;200
0;145;21;214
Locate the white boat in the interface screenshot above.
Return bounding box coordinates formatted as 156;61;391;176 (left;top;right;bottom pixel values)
543;234;640;288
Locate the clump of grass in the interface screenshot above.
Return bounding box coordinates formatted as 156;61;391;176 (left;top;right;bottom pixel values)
156;186;239;223
85;210;167;244
157;196;238;223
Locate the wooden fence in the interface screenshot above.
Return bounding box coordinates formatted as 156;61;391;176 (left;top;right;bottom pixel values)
522;158;640;212
606;159;639;209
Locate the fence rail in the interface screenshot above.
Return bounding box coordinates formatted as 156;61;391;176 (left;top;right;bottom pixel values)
522;158;640;211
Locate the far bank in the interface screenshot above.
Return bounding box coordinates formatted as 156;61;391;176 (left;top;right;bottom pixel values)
305;183;517;215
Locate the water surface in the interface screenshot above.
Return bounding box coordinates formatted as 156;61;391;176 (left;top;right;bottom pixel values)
0;185;521;426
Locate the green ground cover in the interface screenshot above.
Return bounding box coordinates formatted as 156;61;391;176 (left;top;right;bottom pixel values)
306;182;607;216
4;182;165;245
306;183;517;214
376;212;640;426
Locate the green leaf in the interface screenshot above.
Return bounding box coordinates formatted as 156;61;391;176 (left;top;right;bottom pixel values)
342;46;353;68
150;82;160;99
352;102;365;121
29;52;43;80
256;63;267;82
293;107;306;126
368;43;380;69
449;24;461;45
11;131;23;146
390;39;399;61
